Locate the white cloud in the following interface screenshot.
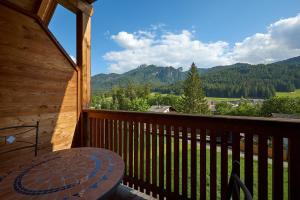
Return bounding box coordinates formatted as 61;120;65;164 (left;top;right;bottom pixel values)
150;23;166;31
104;14;300;73
230;14;300;64
70;55;76;62
111;31;153;49
104;30;232;72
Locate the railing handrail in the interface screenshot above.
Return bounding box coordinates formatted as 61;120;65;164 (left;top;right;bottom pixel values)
84;109;300;138
82;108;300;199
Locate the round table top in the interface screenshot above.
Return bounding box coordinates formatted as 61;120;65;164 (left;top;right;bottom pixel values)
0;147;124;200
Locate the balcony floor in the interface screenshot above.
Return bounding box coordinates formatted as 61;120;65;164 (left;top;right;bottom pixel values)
110;185;155;200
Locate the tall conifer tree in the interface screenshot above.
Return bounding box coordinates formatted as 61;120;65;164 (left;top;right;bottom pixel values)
180;63;209;114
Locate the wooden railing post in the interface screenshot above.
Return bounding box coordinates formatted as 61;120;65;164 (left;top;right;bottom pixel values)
82;111;90;147
288;137;300;200
85;109;300;200
77;9;92;109
272;136;283;200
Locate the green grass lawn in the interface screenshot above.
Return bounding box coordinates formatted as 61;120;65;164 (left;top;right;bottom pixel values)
128;137;288;200
276;89;300;98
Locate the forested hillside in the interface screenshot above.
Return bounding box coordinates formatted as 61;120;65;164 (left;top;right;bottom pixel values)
92;56;300;98
92;65;187;91
202;62;300;98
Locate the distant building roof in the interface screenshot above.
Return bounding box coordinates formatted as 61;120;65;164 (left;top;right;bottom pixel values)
149;106;176;113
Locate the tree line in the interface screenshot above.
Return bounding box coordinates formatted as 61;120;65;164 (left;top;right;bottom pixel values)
91;63;209;114
154;63;300;99
91;63;300;117
215;97;300;117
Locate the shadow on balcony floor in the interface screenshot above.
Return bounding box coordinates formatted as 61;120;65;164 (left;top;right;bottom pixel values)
110;185;155;200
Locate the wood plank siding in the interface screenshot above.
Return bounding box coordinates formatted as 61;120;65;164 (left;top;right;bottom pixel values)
6;0;40;13
0;2;79;163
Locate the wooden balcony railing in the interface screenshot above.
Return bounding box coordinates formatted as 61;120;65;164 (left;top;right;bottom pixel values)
79;109;300;200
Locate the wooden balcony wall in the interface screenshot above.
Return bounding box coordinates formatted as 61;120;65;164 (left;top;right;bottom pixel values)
83;109;300;200
5;0;40;13
0;1;80;163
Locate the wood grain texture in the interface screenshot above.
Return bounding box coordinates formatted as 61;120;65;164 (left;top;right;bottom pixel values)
258;135;268;200
151;124;157;197
0;4;79;163
58;0;93;15
272;136;283;200
86;109;300;138
288;138;300;200
221;132;228;200
139;122;144;184
5;0;40;13
210;131;217;200
36;0;57;26
128;121;133;180
145;123;150;194
182;127;188;199
76;11;91;109
133;121;138;185
173;126;179;196
190;128;197;200
200;129;206;200
244;133;253;195
158;124;164;200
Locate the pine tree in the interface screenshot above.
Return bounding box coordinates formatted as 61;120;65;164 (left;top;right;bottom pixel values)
180;63;209;114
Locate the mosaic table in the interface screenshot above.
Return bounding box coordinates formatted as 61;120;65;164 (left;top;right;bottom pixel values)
0;147;124;200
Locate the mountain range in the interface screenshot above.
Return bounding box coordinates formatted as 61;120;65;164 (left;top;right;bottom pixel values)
92;56;300;98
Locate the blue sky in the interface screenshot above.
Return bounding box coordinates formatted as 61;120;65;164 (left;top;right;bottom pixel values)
49;0;300;75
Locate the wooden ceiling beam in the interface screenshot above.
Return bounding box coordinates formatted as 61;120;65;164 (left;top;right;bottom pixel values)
77;10;92;108
36;0;57;26
56;0;93;16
